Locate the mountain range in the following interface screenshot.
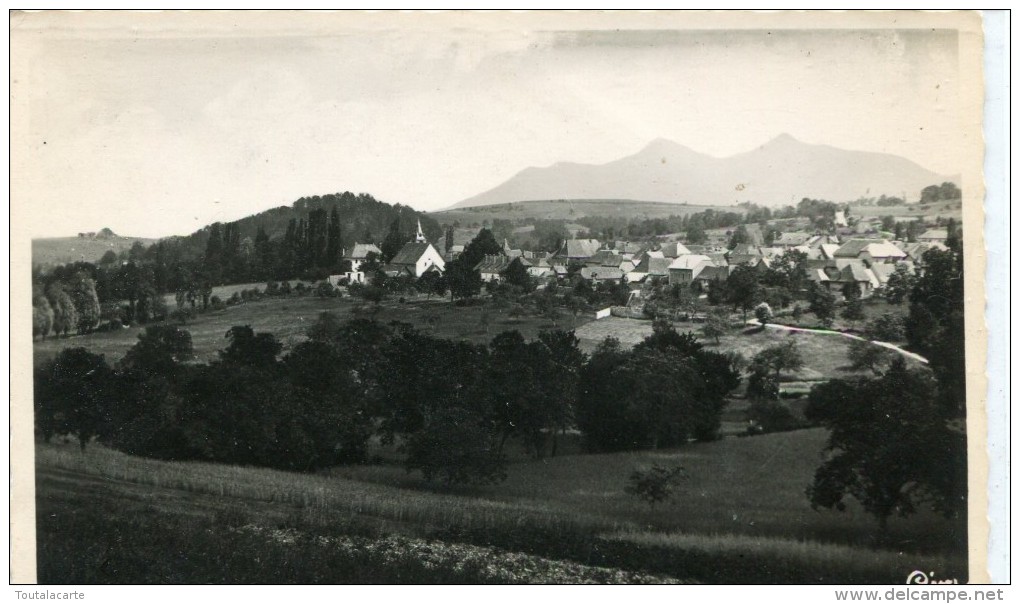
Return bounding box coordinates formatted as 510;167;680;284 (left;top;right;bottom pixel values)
452;135;957;209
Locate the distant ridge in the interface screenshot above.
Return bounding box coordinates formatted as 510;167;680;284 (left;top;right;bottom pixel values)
452;135;958;209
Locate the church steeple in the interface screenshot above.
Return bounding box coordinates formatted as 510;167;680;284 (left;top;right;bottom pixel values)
415;219;427;243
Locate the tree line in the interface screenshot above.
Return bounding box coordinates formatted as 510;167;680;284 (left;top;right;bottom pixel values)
35;318;743;485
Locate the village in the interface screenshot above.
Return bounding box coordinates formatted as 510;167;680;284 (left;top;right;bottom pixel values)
326;200;958;327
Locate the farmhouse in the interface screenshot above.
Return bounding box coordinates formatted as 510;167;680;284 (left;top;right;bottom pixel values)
810;260;878;299
579;266;625;284
343;242;383;272
554;238;601;261
667;254;712;285
475;254;514;282
918;229;948;243
833;239;907;264
626;255;673;283
658;241;692;258
772;232;812;247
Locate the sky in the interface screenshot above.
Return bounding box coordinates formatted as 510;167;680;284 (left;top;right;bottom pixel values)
11;11;977;238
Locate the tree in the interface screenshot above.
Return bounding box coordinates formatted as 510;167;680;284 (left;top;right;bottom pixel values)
883;264;914;305
325;205;342;270
701;308;729;344
809;284;836;327
32;285;53;339
417;270;445;299
625;464;685;508
686;225;707;245
46;282;78;337
219;325;282;367
754;302;773;326
725;265;763;322
750;340;803;380
865;314;905;342
380;218;408;263
727;225;750;250
841;297;865;329
500;257;533;291
905;247;965;417
805;359;966;531
445;259;481;301
444;225;455;254
69;271;101;333
403;406;507;486
120;324;195;377
34;348;114;450
846;339;893;375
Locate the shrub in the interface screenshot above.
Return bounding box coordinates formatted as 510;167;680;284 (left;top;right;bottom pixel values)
625;464;685;508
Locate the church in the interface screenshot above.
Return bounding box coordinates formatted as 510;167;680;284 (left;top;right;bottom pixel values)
383;220;446;278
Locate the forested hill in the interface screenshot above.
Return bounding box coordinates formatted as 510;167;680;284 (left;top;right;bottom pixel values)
32;192;444;322
177;192;442;255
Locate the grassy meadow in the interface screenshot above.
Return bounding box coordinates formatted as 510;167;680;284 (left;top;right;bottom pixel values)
36;429;967;584
33;293;594;367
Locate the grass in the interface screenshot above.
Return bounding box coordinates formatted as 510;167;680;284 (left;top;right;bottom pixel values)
36;429;967;584
33;294;593;365
574;316;918;381
31;235;157;268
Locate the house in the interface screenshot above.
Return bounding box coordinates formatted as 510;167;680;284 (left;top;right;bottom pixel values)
579;266;625;284
897;241;948;264
553;238;601;261
474;254;514;282
627;256;673;283
870;261;915;289
343;242;383;272
526;257;554;279
667;254;712;285
834;210;848;227
725;244;762;267
694;264;733;287
658;241;692;258
585;249;623;267
332;242;384;284
444;244;465;263
918;229;948;243
809;260;878;299
772;232;812;247
833;239;908;264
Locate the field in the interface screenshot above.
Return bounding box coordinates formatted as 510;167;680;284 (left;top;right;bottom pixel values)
850;199;962;222
31;235;157;268
35;428;966;584
430;199;737;225
33;293;594;366
574;316;919;377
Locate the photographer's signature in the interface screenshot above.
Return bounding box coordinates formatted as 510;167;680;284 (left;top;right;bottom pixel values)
906;570;959;584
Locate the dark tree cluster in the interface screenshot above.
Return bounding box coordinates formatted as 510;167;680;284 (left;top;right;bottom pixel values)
575;320;741;452
36;314;740;485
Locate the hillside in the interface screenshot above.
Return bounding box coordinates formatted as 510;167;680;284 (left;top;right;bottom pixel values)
32;231;156;268
174;191;443;255
431;199;736;225
453;135;957;209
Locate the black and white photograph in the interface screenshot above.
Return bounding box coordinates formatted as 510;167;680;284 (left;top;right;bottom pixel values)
11;10;997;588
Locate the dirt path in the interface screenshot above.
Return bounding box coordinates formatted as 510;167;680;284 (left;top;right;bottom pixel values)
745;320;928;364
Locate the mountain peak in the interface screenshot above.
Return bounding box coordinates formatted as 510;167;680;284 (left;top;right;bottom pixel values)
639;138;689;153
766;133;800;145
